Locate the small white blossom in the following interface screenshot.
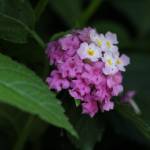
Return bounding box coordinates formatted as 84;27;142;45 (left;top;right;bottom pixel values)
90;29;105;47
102;53;118;75
77;42;102;62
105;32;118;44
101;32;119;55
115;54;130;71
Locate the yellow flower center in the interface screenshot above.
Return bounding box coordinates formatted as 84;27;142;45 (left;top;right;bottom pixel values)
96;39;102;47
106;41;111;48
116;59;122;65
87;48;95;56
107;59;112;65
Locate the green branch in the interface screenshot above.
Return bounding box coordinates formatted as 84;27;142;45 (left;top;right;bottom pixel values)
35;0;49;21
0;13;45;49
27;28;46;49
77;0;102;27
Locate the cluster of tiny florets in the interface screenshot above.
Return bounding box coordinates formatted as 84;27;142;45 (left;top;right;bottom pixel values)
46;27;130;117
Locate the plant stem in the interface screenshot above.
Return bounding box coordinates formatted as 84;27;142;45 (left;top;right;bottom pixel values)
78;0;102;27
1;13;46;49
27;29;46;49
34;0;49;21
13;115;35;150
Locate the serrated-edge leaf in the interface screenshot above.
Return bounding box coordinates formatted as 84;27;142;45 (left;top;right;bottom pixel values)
0;53;77;137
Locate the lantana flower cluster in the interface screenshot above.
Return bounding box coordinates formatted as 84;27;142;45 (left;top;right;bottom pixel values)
46;27;130;117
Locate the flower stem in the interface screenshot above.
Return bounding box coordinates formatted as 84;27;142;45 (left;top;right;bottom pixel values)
13;115;35;150
29;30;45;49
27;29;46;49
34;0;49;21
77;0;102;27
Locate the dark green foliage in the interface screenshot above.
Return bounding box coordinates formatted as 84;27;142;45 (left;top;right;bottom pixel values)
0;0;35;43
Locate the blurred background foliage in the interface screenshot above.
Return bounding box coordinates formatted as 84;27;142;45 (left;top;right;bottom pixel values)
0;0;150;150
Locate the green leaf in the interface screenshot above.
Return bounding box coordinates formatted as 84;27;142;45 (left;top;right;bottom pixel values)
69;115;104;150
78;0;102;27
0;0;35;43
92;20;131;48
74;99;80;107
49;0;82;26
111;0;150;35
0;53;77;137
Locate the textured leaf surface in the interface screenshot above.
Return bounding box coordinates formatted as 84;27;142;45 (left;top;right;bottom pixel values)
0;53;77;137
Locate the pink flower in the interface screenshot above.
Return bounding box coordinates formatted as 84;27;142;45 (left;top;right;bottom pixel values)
46;27;130;117
94;84;112;102
76;27;92;42
46;41;63;65
112;85;123;96
81;62;104;85
58;34;80;51
122;90;136;103
101;100;114;111
82;101;98;117
69;79;91;99
107;72;123;88
46;71;70;92
58;55;83;78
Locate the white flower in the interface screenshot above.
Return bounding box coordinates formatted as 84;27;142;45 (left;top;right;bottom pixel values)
101;32;119;54
105;32;118;44
90;29;105;47
77;42;102;62
115;54;130;71
90;30;119;55
102;53;118;75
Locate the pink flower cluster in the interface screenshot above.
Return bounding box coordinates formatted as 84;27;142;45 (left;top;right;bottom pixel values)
46;27;130;117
